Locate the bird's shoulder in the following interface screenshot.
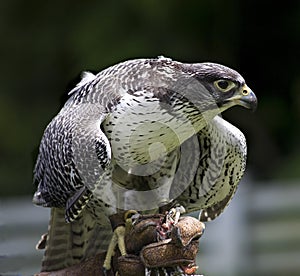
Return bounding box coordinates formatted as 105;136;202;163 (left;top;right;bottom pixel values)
65;57;190;107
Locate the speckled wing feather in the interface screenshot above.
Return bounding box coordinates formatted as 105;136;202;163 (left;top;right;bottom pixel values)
32;103;111;222
174;115;247;221
32;58;186;220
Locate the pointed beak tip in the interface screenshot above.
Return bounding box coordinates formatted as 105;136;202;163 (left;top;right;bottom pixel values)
244;90;258;112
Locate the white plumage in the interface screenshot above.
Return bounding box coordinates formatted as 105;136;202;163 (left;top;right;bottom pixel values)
33;57;257;271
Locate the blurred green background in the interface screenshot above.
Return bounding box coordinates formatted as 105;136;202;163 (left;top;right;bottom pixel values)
0;0;300;195
0;0;300;275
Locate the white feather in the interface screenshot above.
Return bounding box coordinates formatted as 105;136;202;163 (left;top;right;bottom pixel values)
68;71;96;95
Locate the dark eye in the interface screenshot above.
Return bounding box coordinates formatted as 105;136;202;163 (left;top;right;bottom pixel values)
214;79;235;92
218;80;229;89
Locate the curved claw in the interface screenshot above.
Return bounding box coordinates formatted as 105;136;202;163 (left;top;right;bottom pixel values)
102;267;109;276
166;205;185;225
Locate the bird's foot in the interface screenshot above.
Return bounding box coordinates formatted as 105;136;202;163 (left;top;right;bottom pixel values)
165;205;185;225
157;205;185;240
103;225;126;271
103;210;138;272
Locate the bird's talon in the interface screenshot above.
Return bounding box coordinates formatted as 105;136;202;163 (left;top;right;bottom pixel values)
102;267;109;276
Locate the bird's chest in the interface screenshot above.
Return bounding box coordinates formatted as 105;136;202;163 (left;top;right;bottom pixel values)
89;147;181;214
102;93;204;172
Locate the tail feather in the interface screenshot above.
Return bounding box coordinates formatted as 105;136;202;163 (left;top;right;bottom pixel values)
40;207;112;272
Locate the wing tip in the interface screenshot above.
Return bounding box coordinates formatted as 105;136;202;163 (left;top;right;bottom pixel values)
65;187;93;223
32;191;48;206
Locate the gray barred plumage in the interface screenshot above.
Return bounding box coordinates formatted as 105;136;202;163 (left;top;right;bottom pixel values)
33;56;257;271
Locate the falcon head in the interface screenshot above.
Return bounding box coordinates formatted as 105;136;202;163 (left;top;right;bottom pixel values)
191;62;257;112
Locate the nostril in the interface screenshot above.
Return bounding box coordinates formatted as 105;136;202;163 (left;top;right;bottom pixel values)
242;89;249;95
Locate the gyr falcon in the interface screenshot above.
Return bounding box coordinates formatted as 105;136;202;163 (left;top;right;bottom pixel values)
32;56;257;271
